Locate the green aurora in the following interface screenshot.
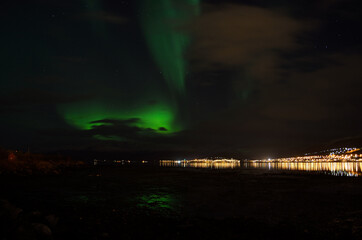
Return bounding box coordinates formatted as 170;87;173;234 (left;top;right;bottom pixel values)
59;0;200;137
141;0;200;96
59;100;179;133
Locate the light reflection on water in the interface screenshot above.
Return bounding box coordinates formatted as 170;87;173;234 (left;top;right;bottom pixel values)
243;161;362;177
160;161;240;169
160;160;362;177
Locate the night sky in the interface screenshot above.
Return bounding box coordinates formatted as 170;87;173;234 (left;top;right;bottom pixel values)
1;0;362;159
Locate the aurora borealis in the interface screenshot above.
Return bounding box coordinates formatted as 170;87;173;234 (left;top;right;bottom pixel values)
141;0;200;96
1;0;362;158
58;0;200;137
59;100;178;133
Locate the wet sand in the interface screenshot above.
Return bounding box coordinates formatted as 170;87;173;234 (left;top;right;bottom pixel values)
1;165;362;239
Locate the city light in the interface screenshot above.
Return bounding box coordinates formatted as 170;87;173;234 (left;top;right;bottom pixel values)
160;159;240;169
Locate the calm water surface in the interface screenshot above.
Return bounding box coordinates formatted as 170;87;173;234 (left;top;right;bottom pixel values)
159;161;362;177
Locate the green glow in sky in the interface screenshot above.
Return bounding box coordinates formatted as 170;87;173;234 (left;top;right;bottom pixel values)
141;0;200;96
58;0;200;140
59;101;179;133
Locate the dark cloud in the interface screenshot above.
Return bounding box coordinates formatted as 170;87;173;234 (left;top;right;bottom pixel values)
189;53;362;157
189;4;312;75
37;118;187;156
259;54;362;121
89;119;144;139
90;118;140;125
183;2;362;157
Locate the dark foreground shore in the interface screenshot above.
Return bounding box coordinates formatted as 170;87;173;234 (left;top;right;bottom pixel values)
1;165;362;239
